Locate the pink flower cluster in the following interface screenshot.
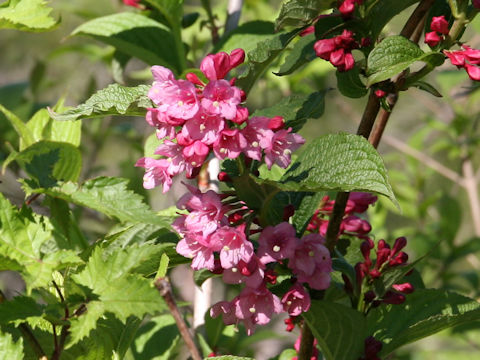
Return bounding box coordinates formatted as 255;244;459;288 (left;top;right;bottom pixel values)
355;237;414;306
136;49;305;192
172;186;332;334
339;0;363;17
444;45;480;81
307;192;377;239
313;29;359;72
424;16;449;47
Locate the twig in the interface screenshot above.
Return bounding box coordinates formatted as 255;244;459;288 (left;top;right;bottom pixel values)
201;0;220;44
155;277;202;360
400;0;436;39
369;93;398;148
298;322;315;360
51;280;70;360
25;193;41;206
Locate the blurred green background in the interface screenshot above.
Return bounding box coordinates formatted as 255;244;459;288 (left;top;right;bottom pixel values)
1;0;480;358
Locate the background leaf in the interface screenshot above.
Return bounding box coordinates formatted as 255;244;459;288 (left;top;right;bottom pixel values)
275;0;336;31
49;84;152;121
0;0;58;32
275;33;316;76
0;330;24;360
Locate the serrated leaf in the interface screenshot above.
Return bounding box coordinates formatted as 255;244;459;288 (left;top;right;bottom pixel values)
0;0;58;32
0;103;34;148
366;36;444;87
236;29;300;94
278;133;397;206
275;0;336;31
0;330;23;360
67;301;105;348
213;21;276;54
303;300;366;360
49;84;152;121
0;296;45;324
367;289;480;357
292;191;324;237
24;108;82;149
23;176;169;226
366;0;420;39
251;91;325;132
72;12;180;72
276;33;316;76
336;66;368;98
4;140;82;187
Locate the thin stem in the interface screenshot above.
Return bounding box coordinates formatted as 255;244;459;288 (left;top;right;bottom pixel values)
324;192;350;252
201;0;220;44
400;0;436;39
462;158;480;236
356;91;381;138
155;277;202;360
369;94;398;148
51;280;70;360
298;322;315;360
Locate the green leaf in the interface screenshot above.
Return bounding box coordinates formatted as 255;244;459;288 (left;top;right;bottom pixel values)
366;0;420;40
251;91;325;132
367;289;480;357
24;177;169;226
410;80;443;97
0;0;58;32
303;300;366;360
366;36;444;87
71;12;180;72
49;84;152;121
279;133;397;206
292;191;324;237
213;21;276;55
0;296;45;324
132;314;181;360
276;33;316;76
66;301;105;348
275;0;336;31
4;140;82;187
236;29;300;94
24;108;82;149
0;330;23;360
279;349;298;360
0;104;35;148
336;66;368;98
144;0;183;28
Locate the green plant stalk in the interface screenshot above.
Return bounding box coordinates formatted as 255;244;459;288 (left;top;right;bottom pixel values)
200;0;219;44
172;22;187;73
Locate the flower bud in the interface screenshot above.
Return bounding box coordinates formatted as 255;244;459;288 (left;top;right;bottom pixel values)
268;116;285;131
364;290;376;303
389;251;408;266
185;72;205;86
375;89;386;98
430;15;449;35
425;31;442;47
218;171;232;182
391;236;407;255
392;282;414;294
382;290;406;304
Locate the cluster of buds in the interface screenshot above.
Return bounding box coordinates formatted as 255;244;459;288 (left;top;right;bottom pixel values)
355;237;414;307
172;185;332;334
313;29;359;72
424;16;449;47
444;45;480;81
358;336;382;360
307;192;377;239
338;0;364;17
136;49;305;192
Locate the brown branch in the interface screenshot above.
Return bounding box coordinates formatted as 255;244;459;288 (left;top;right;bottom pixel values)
298;322;315;360
369;93;398;148
155;277;202;360
400;0;436;39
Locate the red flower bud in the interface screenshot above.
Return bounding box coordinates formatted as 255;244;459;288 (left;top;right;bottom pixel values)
430;15;449;35
425;31;442;47
392;282;414;294
185;72;205;86
218;171;231;182
369;269;381;279
268;116;285;131
364;290;376;303
382;290;406;305
375;89;386;98
391;236;407;255
389;251;408;266
283;204;295;220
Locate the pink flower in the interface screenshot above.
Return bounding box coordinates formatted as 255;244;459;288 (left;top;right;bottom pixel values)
223;256;265;288
181;111;225;145
314;38;336;60
257;222;298;264
314;30;358;72
430;16;449;35
213;129;247;159
210;301;237;325
148;66;199;119
424;31;442;47
339;0;356;17
241;116;275;161
200;48;245;81
182;140;210;175
444;45;480;81
123;0;143;9
211;224;254;268
135;157;173;192
176;233;216;270
288;233;332;290
145;108;177;139
264;128;305;169
341;215;372;236
201;80;242;120
281;283;311;316
154;140;185;174
346;192;378;213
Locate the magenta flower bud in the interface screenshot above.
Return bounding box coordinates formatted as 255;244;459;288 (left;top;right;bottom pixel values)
218;171;231;182
389;251;408;266
300;25;315;37
360;241;372;261
355;262;366;286
265;269;277;284
364;290;376;303
342;273;353;294
382;290;406;305
377;239;389;251
474;0;480;8
391;236;407;255
364;336;383;359
430;15;449;35
369;269;381;279
268;116;285;131
375;89;386;98
375;248;390;269
283;204;295;220
185;72;204;86
228;212;243;224
284;317;296;332
392;282;415;294
360;37;372;48
425;31;442;47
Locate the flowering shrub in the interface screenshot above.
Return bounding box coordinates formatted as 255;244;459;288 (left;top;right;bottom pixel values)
1;0;480;360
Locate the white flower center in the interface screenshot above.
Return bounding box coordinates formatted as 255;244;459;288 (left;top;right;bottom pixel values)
308;250;315;257
273;245;281;252
231;267;238;273
249;307;256;313
177;100;184;106
252;141;259;147
223;245;230;251
213;101;220;107
200;124;206;131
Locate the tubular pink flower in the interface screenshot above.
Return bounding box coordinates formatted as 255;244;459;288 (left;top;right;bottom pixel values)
425;31;442;47
257;222;298;264
176;234;216;270
200;48;246;81
213;129;248;159
182;140;210;175
201;80;242;120
211;224;254;268
154;140;185;175
314;38;336;60
281;283;311;316
223;256;265;289
135;157;173;192
181;111;225;145
430;16;449;35
145;108;177;139
346;192;378;213
241;116;275;161
444;45;480;81
264;128;305;169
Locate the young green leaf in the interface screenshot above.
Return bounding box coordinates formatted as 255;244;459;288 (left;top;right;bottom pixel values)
23;176;169;226
336;66;368;98
279;133;397;206
0;296;45;324
71;13;180;72
0;331;23;360
0;0;59;32
275;33;316;76
367;289;480;357
66;301;105;348
236;29;300;94
303;300;367;360
49;84;152;121
275;0;336;31
251;91;325;132
0;104;35;149
144;0;184;28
